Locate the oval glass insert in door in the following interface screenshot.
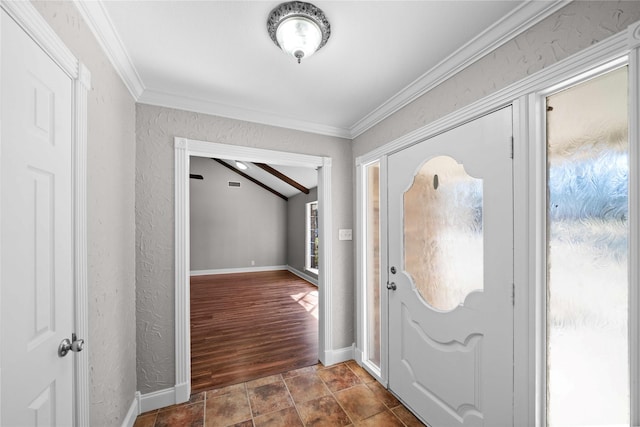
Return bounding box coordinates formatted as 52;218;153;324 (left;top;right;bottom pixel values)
404;155;483;311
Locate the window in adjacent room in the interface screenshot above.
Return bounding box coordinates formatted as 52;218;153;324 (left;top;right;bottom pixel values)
305;201;319;274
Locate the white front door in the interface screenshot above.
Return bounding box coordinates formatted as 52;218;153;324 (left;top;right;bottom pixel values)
388;107;514;426
1;10;75;425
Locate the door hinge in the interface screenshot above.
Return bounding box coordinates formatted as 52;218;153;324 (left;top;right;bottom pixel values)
512;283;515;306
510;137;514;159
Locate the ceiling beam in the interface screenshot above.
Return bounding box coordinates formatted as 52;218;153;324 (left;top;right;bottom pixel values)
212;159;288;201
253;163;310;194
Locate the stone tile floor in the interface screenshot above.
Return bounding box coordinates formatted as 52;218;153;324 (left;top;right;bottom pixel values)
134;360;426;426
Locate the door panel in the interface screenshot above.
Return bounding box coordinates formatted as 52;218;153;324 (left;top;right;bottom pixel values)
1;11;74;425
388;107;513;426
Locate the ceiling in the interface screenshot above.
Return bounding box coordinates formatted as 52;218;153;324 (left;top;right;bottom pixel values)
78;1;564;138
216;159;318;198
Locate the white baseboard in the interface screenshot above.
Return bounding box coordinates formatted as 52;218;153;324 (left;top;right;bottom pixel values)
121;392;140;427
174;381;190;403
190;265;287;276
286;266;318;286
138;386;178;414
323;344;355;366
354;346;364;364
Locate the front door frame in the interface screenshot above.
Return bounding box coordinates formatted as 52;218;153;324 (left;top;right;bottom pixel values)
356;21;640;426
0;1;90;425
173;137;333;402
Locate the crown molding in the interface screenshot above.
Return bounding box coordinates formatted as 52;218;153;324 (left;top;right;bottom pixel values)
348;0;570;138
73;0;569;140
139;88;352;139
73;0;144;98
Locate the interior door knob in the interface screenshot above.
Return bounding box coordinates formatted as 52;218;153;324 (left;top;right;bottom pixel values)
387;282;397;291
58;333;84;357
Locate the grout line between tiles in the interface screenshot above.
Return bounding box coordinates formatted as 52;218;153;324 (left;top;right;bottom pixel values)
145;360;419;427
324;366;355;426
202;389;206;427
281;372;306;426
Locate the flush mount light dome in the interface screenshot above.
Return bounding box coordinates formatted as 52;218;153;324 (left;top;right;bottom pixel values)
267;1;330;64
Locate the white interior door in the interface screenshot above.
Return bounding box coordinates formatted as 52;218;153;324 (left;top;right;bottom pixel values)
387;107;514;426
1;10;75;425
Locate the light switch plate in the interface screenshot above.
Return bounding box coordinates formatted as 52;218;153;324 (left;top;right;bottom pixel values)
339;229;352;241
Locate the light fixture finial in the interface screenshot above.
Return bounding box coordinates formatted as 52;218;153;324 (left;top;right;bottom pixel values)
267;1;331;64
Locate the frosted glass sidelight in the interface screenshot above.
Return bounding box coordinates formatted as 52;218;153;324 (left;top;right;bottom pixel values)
546;67;629;426
404;156;483;311
365;162;381;368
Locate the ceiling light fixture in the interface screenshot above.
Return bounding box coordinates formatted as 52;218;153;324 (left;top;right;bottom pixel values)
267;1;331;64
235;161;248;170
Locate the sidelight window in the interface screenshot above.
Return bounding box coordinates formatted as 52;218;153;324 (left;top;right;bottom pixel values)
545;66;629;426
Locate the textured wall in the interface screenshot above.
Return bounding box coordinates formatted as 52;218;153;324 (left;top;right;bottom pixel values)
31;2;137;426
136;104;352;393
287;187;319;277
190;157;287;271
353;1;640;157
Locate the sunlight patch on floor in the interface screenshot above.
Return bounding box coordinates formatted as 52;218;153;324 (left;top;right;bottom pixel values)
290;290;319;319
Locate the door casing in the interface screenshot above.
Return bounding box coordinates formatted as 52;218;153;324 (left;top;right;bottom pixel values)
173;137;333;405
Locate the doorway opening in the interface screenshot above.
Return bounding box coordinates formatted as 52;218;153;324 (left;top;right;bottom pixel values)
174;138;333;402
188;156;320;391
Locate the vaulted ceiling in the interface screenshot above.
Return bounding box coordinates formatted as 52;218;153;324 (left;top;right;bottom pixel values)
76;1;564;138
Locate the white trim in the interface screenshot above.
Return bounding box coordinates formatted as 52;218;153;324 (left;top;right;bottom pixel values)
0;1;91;425
72;0;144;98
121;393;140;427
349;1;568;138
138;387;178;414
0;0;77;77
355;30;630;167
512;96;533;426
174;140;191;404
354;346;364;365
71;0;568;139
317;157;332;365
322;344;355;366
629;20;640;426
190;265;287;276
287;266;318;287
72;62;91;427
175;138;333;397
182;138;324;168
378;155;389;384
355;163;364;374
140;89;351;139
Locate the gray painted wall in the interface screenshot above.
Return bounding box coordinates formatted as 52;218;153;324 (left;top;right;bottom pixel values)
135;104;353;393
189;157;287;270
32;2;137;425
287;187;319;278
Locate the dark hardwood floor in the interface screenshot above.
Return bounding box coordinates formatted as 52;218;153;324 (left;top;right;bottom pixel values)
190;270;318;392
